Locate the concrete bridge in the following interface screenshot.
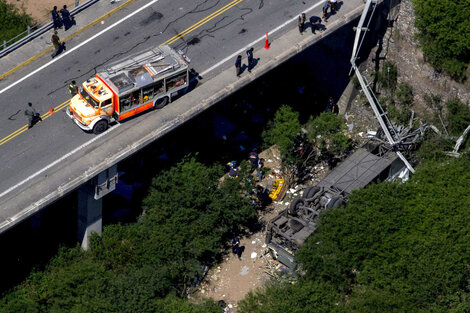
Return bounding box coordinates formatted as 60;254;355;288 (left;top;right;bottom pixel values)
0;0;390;248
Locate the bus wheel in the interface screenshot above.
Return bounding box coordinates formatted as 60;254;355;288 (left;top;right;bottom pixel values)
93;120;108;134
155;96;169;109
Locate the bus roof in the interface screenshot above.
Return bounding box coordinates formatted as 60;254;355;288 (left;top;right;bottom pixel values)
97;45;188;96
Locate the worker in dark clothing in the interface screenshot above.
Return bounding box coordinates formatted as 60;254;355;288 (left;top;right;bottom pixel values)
298;13;306;34
51;6;63;30
51;31;66;58
326;97;337;113
232;233;241;259
322;1;330;22
24;102;42;129
69;80;78;97
235;55;242;77
228;161;239;178
246;48;254;72
60;5;76;31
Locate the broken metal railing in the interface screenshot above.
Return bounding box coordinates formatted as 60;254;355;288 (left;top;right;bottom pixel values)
350;0;416;173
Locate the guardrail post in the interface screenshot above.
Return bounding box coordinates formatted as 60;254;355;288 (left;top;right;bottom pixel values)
27;25;31;35
75;0;79;7
3;40;6;50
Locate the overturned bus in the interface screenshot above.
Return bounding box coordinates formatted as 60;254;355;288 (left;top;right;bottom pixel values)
67;45;190;134
265;140;409;269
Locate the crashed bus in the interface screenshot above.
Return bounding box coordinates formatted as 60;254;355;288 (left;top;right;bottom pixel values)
67;45;190;134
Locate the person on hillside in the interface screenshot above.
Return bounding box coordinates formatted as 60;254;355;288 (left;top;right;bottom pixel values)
60;5;76;31
232;233;241;259
51;6;63;30
24;102;42;129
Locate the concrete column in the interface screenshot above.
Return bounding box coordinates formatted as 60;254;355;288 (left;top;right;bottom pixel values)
77;184;102;250
77;165;118;250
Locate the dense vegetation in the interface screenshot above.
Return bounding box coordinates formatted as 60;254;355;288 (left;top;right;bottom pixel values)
0;0;33;44
0;157;256;312
262;105;352;182
412;0;470;81
239;153;470;313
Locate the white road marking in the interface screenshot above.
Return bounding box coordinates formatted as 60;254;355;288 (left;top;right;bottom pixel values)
0;0;325;198
0;124;121;199
200;0;324;76
0;0;161;96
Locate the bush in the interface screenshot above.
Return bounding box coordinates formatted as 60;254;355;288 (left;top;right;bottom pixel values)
305;112;350;156
0;0;33;43
375;61;398;92
445;98;470;136
412;0;470;81
262;105;301;156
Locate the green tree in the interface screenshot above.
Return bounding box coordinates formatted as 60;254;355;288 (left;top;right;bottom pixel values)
262;105;301;156
0;0;33;43
0;157;256;312
445;98;470;136
412;0;470;80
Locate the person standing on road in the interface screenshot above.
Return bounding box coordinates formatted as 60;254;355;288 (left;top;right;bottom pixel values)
51;31;66;58
298;13;306;35
330;0;338;13
246;48;254;72
322;1;330;22
69;80;78;97
24;102;42;129
60;5;76;31
235;55;242;77
51;6;63;30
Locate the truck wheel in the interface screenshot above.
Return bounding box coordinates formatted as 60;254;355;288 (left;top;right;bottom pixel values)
326;196;343;209
304;186;322;200
289;198;305;215
155;96;169;109
93;120;108;134
302;187;314;199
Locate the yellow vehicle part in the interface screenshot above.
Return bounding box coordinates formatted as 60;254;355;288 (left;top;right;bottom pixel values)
269;177;285;201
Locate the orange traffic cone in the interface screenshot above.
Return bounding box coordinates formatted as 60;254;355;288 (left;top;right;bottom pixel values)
264;32;270;50
49;106;54;115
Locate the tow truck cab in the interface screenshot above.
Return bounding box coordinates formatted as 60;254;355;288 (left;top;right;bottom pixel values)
67;45;190;134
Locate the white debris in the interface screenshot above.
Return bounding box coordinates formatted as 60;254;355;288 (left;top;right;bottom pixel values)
251;240;256;244
228;304;233;309
240;266;249;275
289;188;296;194
367;130;377;137
358;132;364;137
267;159;273;163
262;244;267;248
251;252;257;259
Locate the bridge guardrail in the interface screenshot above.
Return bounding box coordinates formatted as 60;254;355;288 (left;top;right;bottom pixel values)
0;0;99;58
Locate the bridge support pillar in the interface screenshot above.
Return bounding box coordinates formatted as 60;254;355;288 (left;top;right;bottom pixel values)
77;165;118;250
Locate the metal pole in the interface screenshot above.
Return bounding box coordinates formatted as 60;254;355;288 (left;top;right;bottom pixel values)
75;0;79;7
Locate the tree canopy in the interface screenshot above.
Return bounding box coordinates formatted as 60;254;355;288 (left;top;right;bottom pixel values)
412;0;470;81
0;157;256;312
0;0;33;44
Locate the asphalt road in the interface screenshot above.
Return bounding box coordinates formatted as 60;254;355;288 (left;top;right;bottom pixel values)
0;0;364;215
